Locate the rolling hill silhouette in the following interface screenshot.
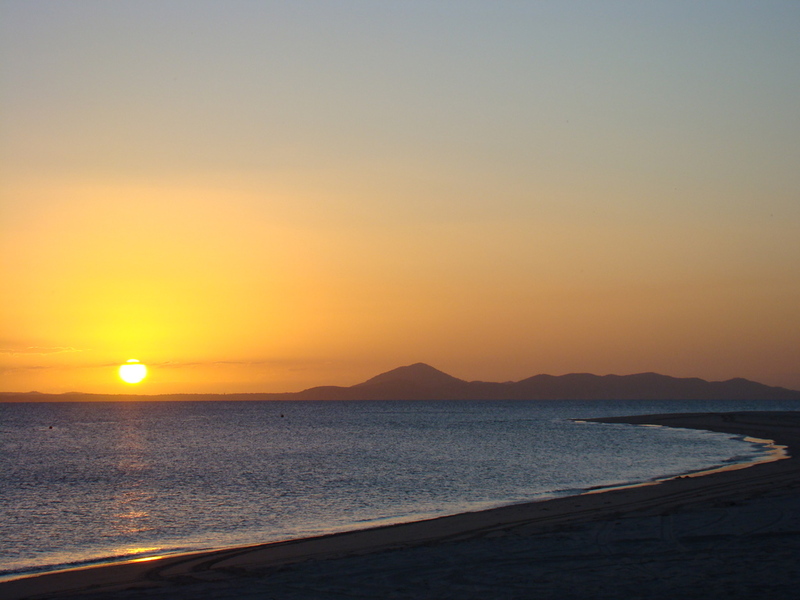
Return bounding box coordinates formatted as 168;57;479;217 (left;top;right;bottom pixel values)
291;363;800;401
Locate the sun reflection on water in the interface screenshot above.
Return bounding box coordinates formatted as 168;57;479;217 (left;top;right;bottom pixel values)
116;547;164;563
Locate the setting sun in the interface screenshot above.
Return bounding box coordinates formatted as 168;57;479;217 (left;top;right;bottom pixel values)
119;360;148;384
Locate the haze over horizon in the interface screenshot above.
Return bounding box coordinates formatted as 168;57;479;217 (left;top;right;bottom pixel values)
5;362;800;400
2;1;799;394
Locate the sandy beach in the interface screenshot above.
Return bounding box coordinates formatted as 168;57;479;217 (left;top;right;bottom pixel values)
3;411;799;600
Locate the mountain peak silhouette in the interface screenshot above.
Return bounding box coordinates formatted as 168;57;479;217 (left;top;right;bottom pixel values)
356;363;466;388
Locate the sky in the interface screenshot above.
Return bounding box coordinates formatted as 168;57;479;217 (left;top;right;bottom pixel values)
2;0;799;394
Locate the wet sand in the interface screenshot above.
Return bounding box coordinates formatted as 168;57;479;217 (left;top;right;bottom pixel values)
3;411;799;599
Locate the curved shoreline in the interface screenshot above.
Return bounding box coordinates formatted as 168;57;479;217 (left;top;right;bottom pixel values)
3;410;799;599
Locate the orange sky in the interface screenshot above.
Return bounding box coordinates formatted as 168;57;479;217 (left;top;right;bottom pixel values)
2;1;799;394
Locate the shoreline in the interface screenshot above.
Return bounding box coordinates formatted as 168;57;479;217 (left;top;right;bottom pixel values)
3;410;799;599
3;427;774;586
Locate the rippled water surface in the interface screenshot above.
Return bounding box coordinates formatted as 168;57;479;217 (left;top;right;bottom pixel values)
1;399;795;578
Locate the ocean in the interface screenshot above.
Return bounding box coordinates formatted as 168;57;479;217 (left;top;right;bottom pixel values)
1;399;796;580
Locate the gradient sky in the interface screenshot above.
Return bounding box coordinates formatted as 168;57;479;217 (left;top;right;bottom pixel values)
2;0;799;394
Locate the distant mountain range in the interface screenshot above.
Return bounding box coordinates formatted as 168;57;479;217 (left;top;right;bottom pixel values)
289;363;800;401
3;363;799;401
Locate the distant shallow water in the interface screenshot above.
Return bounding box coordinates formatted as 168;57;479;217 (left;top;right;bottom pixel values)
1;399;796;580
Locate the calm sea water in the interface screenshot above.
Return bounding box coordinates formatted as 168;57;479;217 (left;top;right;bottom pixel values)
1;399;796;580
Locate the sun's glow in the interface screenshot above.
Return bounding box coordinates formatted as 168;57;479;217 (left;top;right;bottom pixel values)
119;359;148;384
